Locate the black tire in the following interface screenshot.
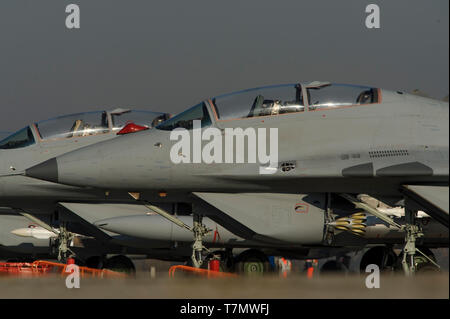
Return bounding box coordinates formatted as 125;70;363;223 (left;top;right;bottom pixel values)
360;246;397;272
104;255;135;275
415;263;440;274
234;250;270;276
397;248;438;273
414;248;439;273
416;247;436;262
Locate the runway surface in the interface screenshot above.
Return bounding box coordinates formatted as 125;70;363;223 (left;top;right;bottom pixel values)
0;272;448;299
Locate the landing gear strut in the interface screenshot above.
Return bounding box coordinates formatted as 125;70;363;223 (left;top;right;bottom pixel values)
339;193;440;275
191;214;211;268
401;206;440;275
54;223;75;262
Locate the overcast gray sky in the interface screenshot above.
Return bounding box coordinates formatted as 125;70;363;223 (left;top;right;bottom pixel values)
0;0;448;131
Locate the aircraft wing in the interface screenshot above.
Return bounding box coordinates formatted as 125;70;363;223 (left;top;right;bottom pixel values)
400;185;449;228
192;192;326;245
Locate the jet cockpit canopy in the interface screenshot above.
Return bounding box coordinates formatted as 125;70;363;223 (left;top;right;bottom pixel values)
211;83;379;119
35;111;110;140
35;110;169;140
212;84;305;120
0;110;169;149
156;82;379;131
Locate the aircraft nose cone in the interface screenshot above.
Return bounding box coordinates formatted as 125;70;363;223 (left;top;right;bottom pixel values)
25;158;59;183
10;228;29;237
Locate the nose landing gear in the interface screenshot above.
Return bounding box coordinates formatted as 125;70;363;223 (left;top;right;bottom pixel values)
191;215;211;268
53;223;75;262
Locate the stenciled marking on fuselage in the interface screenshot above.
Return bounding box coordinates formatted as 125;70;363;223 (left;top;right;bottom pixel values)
169;120;278;174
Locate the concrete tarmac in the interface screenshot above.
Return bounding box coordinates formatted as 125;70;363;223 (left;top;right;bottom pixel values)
0;272;448;299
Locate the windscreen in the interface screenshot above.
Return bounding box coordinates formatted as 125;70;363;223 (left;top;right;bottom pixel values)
0;126;35;149
157;103;211;130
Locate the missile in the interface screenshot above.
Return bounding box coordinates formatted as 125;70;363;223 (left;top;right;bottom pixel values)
94;214;244;244
11;227;57;240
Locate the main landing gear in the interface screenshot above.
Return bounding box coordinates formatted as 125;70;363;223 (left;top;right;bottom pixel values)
401;204;440;275
340;194;441;275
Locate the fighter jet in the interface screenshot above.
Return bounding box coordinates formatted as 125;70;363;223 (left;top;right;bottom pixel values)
0;109;354;273
0;108;170;268
26;82;449;273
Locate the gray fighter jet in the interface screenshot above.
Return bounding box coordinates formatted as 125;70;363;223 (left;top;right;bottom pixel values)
0;109;170;267
0;111;356;273
26;82;449;274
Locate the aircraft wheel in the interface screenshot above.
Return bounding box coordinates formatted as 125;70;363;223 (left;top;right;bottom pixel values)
235;250;270;276
360;246;397;272
104;255;135;275
396;247;438;273
414;248;439;274
415;247;436;262
416;263;440;273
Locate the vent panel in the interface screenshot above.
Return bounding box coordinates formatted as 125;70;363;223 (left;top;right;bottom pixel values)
369;150;409;158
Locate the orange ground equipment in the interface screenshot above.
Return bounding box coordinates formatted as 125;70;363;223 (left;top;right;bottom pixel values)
208;258;221;272
0;260;126;278
0;261;52;277
168;265;237;278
